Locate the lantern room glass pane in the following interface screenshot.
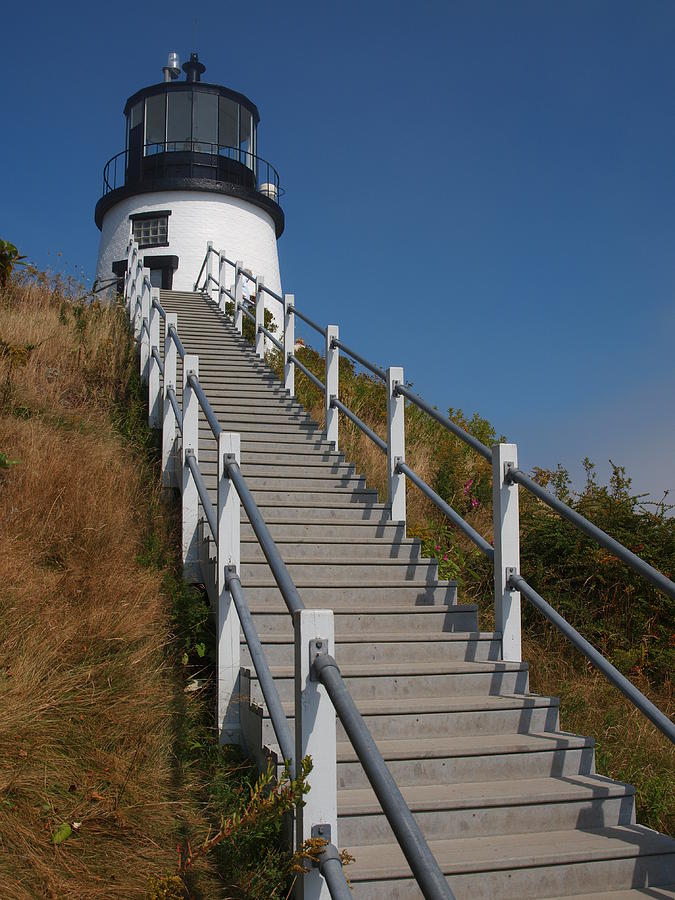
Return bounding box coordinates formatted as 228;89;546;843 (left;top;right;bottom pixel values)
240;109;252;168
129;101;143;129
145;94;166;151
167;92;192;150
218;96;238;148
193;91;218;151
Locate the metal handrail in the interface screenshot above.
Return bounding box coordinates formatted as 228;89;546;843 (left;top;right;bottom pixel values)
168;324;186;360
290;354;326;393
288;304;327;338
241;305;256;325
185;452;217;538
507;468;675;600
330;397;386;453
509;572;675;743
258;323;283;351
194;253;209;291
102;142;282;197
187;373;222;440
331;337;386;382
313;654;454;900
167;386;183;432
259;282;283;303
394;383;492;461
151;347;164;377
226;571;295;764
224;460;305;615
396;460;494;558
317;844;352;900
152;296;166;319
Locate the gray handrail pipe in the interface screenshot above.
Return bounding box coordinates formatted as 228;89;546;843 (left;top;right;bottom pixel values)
507;468;675;600
313;653;454;900
509;572;675;743
316;844;352;900
288;303;327;338
290;354;326;393
330;397;387;453
166;386;183;432
167;324;186;360
187;373;222;440
331;337;386;382
224;460;305;616
226;570;295;765
258;323;283;351
185;451;217;538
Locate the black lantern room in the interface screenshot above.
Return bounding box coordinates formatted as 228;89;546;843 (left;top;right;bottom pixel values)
95;53;284;236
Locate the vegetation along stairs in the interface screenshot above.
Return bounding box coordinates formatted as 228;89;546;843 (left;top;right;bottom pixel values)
159;289;675;899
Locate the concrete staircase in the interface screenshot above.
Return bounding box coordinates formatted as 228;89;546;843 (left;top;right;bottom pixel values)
160;290;675;899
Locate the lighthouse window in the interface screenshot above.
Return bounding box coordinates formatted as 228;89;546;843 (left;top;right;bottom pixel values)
239;110;252;166
218;96;238;148
129;101;143;130
145;94;166;150
167;92;192;150
193;91;218;150
132;215;169;248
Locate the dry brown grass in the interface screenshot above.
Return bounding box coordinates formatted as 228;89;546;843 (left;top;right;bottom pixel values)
0;275;216;898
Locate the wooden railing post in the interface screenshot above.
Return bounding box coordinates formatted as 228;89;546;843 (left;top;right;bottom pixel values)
294;609;337;900
386;366;406;526
148;288;161;427
205;241;215;302
234;261;244;334
325;326;339;450
492;442;522;662
162;314;178;488
217;431;241;744
284;293;295;396
140;275;150;384
218;253;227;313
255;276;265;358
182;353;200;579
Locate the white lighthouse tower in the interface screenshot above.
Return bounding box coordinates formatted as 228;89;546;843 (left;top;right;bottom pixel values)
94;52;284;320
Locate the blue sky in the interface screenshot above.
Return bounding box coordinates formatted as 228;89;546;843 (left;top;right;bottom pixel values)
2;0;673;504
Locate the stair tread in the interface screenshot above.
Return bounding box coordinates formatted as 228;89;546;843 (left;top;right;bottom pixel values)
273;693;557;716
246;630;494;643
335;731;593;762
542;887;675;900
338;774;634;814
343;825;675;878
265;659;525;678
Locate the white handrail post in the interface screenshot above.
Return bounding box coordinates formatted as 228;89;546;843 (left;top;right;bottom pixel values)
140;276;150;384
182;353;200;578
218;253;227;313
205;241;215;302
492;442;522;662
162;314;178;487
234;261;244;334
217;431;241;744
148;288;161;427
283;293;295;396
294;608;337;900
325;325;339;450
131;261;140;327
386;366;406;526
255;276;265;359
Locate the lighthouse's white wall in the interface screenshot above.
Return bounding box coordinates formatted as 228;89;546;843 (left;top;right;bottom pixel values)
96;190;283;325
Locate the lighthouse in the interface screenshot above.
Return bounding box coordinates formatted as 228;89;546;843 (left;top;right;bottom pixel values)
94;52;284;322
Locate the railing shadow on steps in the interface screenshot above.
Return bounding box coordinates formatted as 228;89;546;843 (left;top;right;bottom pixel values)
192;240;675;746
125;238;455;900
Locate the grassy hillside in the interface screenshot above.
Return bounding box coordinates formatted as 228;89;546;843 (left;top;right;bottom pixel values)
267;338;674;834
0;272;314;899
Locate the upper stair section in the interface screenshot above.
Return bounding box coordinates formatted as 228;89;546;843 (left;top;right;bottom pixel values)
155;289;675;900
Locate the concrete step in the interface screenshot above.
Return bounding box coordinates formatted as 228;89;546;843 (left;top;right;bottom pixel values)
336;774;635;845
344;826;675;899
334;731;593;789
240;537;422;561
239;519;408;540
239;558;439;584
241;630;499;662
252;693;560;743
248;659;528;704
245;585;462;613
